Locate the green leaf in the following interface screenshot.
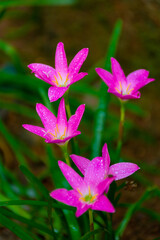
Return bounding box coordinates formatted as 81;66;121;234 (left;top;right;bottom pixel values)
0;194;30;218
91;19;122;158
0;0;77;7
20;165;49;199
0;40;25;73
80;228;108;240
0;212;38;240
115;186;160;239
0;207;53;236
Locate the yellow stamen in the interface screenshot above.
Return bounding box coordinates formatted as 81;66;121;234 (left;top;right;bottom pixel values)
79;197;85;201
90;194;98;202
58;72;62;81
56;124;59;134
126;83;131;92
88;186;91;197
52;75;59;86
127;88;134;94
48;132;56;138
77;188;83;196
115;87;121;94
119;81;122;90
64;73;69;85
60;127;67;140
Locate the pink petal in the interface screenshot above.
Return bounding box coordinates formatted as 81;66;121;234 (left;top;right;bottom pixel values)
70;154;90;175
68;72;88;86
108;88;141;100
91;195;115;213
58;161;86;190
132;78;154;92
28;63;56;85
96;176;115;195
57;98;67;134
67;104;85;134
69;48;89;77
108;162;140;181
84;157;106;186
50;189;79;207
127;69;149;83
36;103;56;130
102;143;110;173
95;68;114;88
111;57;126;83
55;42;68;74
22;124;49;140
75;203;89;217
48;86;69;102
46;131;81;144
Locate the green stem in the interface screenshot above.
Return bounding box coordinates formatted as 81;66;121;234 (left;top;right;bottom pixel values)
60;143;71;166
64;90;72;118
89;209;94;240
116;100;125;161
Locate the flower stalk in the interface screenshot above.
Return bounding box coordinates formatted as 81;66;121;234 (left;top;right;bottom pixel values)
60;143;71;166
117;100;125;161
89;209;94;240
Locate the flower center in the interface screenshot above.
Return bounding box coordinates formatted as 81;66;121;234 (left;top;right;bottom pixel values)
52;72;69;87
77;186;98;204
115;82;134;95
47;124;67;140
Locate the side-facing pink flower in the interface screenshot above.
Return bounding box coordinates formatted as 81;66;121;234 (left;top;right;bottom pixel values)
28;42;89;102
50;159;115;217
22;98;85;145
70;143;139;182
96;57;154;100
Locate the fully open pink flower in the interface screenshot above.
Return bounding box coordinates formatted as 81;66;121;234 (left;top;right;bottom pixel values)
70;143;139;183
22;98;85;145
96;57;154;100
50;159;115;217
28;42;89;102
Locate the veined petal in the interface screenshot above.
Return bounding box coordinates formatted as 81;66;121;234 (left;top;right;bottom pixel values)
58;161;86;190
84;157;106;186
28;63;56;84
48;86;69;102
91;195;115;213
111;57;126;83
69;48;89;77
75;203;89;217
22;124;48;139
55;42;68;74
36;103;56;130
70;154;90;175
102;143;110;173
50;189;79;207
68;72;88;86
96;176;115;196
67;104;85;134
57;98;67;133
96;68;114;88
108;162;140;181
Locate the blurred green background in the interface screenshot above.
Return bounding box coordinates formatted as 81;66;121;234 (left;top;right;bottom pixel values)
0;0;160;239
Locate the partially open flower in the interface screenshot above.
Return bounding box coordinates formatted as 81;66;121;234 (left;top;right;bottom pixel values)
23;98;85;145
96;57;154;100
28;42;89;102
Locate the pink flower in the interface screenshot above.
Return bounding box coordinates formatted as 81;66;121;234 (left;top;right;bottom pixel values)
70;143;140;183
22;98;85;145
50;159;115;217
28;42;89;102
96;57;154;100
